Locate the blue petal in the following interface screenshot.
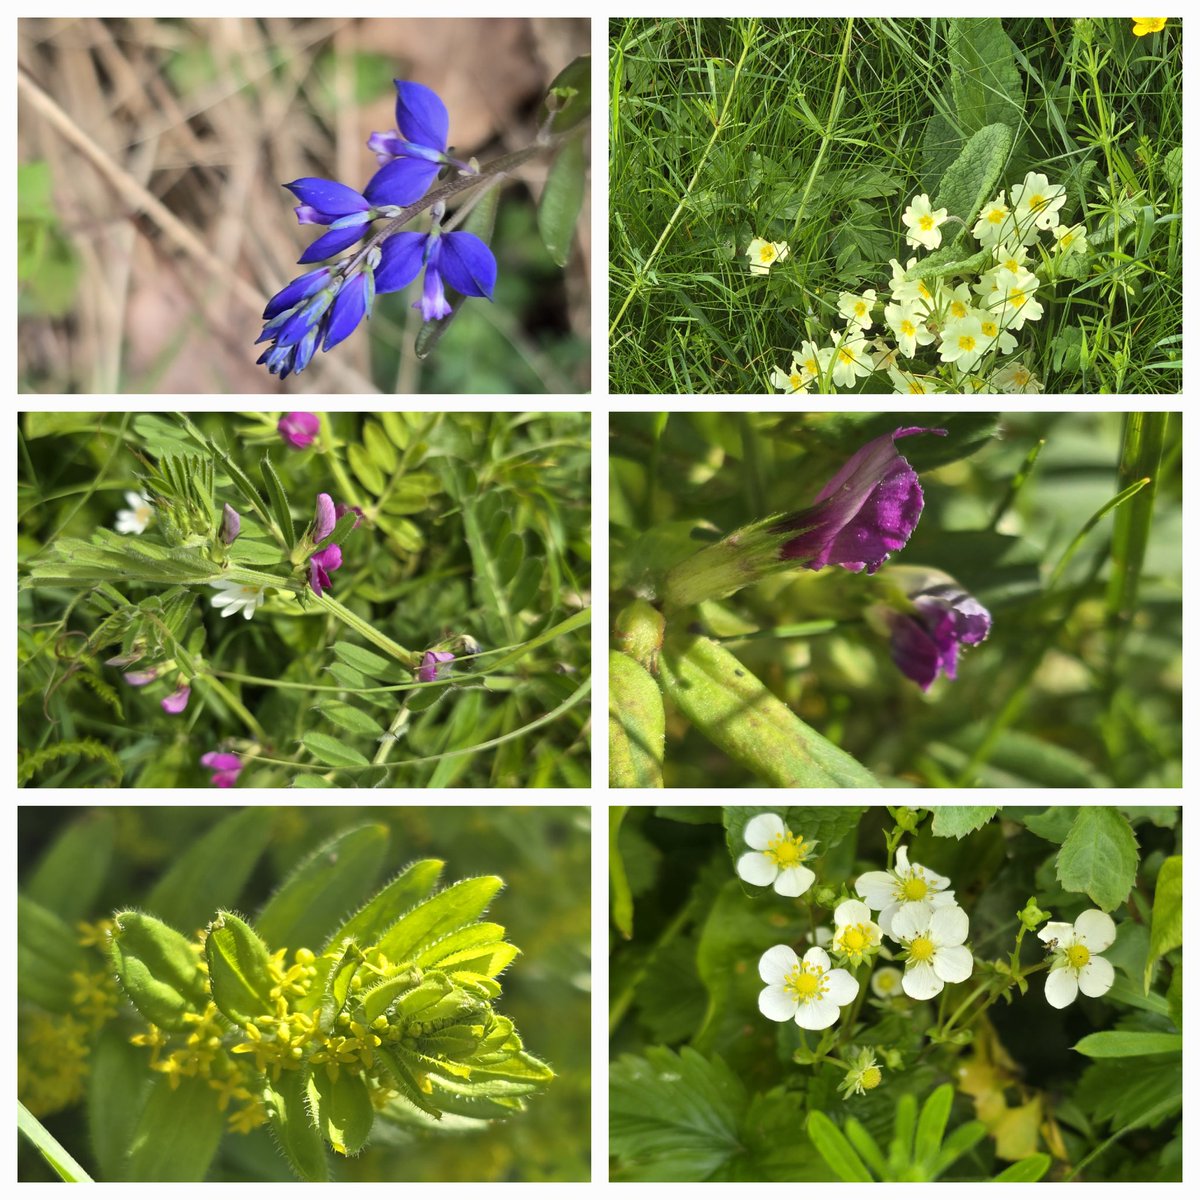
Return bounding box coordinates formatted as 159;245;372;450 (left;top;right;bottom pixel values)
375;232;427;294
263;267;331;319
322;274;368;352
394;81;449;152
276;306;317;348
299;224;368;264
293;327;320;375
284;178;370;216
363;157;440;208
439;232;497;300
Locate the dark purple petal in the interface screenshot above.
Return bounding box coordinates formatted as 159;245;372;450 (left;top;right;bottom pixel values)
887;585;991;691
394;81;449;152
322;275;368;352
263;268;332;320
439;232;497;300
375;232;427;294
774;427;945;573
335;502;365;529
363;157;441;208
278;412;320;448
299;223;369;265
284;178;370;216
161;686;191;715
313;492;336;542
308;543;343;596
418;650;456;683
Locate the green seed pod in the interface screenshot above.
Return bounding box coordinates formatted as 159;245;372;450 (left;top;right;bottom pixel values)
657;631;877;787
609;650;665;788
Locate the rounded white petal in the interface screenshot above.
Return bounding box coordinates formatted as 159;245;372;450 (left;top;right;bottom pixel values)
758;944;799;985
758;984;798;1022
1077;955;1115;998
795;995;840;1030
823;968;859;1006
1044;967;1079;1009
736;851;778;887
890;901;934;942
929;904;969;947
931;944;974;984
124;491;144;508
744;812;786;850
854;871;896;911
1074;909;1116;953
834;898;873;928
919;864;952;892
1038;921;1075;945
876;902;900;939
801;946;832;972
774;863;815;898
894;846;912;872
927;890;958;911
902;961;943;1001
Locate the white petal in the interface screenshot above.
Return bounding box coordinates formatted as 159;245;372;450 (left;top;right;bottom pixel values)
795;995;839;1030
929;904;969;947
1044;967;1079;1009
928;890;958;910
1074;909;1116;953
758;985;798;1022
877;903;899;939
744;812;786;850
801;946;831;972
758;944;799;985
902;961;943;1001
1038;921;1075;945
834;899;872;928
855;871;897;911
823;968;859;1006
736;851;777;887
894;846;912;872
890;901;934;942
931;944;974;984
774;864;815;898
124;491;144;507
1077;955;1115;998
919;864;952;892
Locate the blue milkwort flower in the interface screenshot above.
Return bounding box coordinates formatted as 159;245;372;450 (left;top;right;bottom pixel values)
365;81;477;207
285;178;379;264
376;222;496;321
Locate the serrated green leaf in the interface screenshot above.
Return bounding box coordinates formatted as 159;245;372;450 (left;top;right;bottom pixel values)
256;825;388;952
1056;807;1139;910
538;134;586;267
376;877;503;963
25;810;115;923
928;806;998;838
301;732;371;769
330;641;393;679
125;1074;226;1181
266;1067;328;1181
306;1068;375;1157
109;911;208;1030
205;911;275;1026
145;807;273;933
1146;855;1182;991
1074;1031;1182;1058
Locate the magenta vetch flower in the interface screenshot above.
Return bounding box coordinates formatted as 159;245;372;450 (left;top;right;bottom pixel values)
773;427;946;573
418;650;455;683
200;751;242;788
313;492;336;542
335;502;365;529
161;686;191;715
309;544;343;597
886;579;991;691
123;668;160;687
278;412;320;449
220;503;241;545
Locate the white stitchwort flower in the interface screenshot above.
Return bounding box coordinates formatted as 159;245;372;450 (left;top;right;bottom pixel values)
1038;909;1116;1009
901;194;948;251
735;813;817;897
758;944;859;1030
747;237;790;275
831;898;882;966
209;580;269;621
891;901;974;1000
115;491;154;535
855;845;956;936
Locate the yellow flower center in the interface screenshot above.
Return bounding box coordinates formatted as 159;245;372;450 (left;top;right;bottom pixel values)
784;964;826;1002
759;245;776;263
918;282;932;300
854;301;868;317
919;214;935;231
789;373;802;389
909;935;935;963
840;924;871;953
803;357;819;374
1029;192;1047;211
1008;288;1027;309
1066;943;1091;970
900;319;915;336
1003;258;1020;272
987;208;1005;225
1013;367;1031;384
766;830;808;869
981;320;999;337
957;335;977;353
838;348;856;366
901;875;929;902
860;1066;882;1089
907;380;927;393
951;300;967;318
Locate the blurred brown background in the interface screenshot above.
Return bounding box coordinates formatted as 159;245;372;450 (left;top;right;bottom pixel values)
18;18;591;394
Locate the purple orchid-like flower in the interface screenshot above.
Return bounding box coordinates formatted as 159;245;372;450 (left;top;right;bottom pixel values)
773;427;946;574
881;571;992;691
365;82;475;208
220;503;241;545
418;650;456;683
161;686;191;715
201;751;243;788
309;544;343;597
376;226;496;321
278;412;321;448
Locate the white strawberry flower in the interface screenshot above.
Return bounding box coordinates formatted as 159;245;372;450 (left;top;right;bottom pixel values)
757;944;859;1030
855;845;956;936
891;901;974;1000
1038;909;1116;1009
735;813;816;898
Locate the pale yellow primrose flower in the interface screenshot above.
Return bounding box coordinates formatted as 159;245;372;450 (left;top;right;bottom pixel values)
837;288;878;330
971;193;1010;246
985;267;1044;332
1009;171;1066;232
829;330;875;388
1052;223;1089;257
939;314;989;373
746;237;789;275
901;193;948;251
769;359;811;394
889;257;934;309
884;301;935;358
887;365;943;394
989;360;1043;394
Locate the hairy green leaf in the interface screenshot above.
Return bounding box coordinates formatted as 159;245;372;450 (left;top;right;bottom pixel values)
126;1075;226;1181
324;858;445;952
609;651;665;788
1145;855;1182;990
205;911;276;1026
265;1067;328;1181
109;911;208;1030
307;1068;374;1157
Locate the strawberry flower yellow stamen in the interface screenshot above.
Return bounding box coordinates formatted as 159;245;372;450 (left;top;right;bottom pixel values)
1038;909;1116;1008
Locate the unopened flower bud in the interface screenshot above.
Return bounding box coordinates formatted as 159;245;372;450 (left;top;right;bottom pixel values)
220;503;241;545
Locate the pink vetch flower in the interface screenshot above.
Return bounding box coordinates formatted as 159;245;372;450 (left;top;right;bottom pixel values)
308;544;342;596
335;502;365;529
418;650;455;683
161;686;191;715
312;492;336;542
200;751;243;788
220;503;241;545
771;426;947;573
123;668;160;687
278;412;320;449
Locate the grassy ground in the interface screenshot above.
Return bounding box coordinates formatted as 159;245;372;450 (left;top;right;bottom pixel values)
609;18;1181;394
18;17;590;394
